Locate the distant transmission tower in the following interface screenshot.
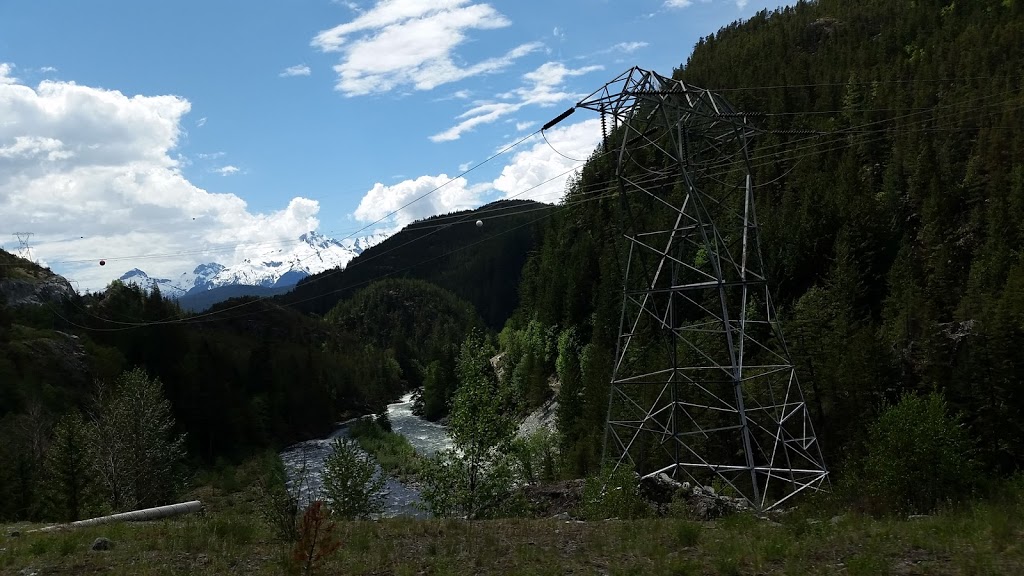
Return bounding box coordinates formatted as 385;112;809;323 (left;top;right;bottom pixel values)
572;67;828;511
12;232;34;262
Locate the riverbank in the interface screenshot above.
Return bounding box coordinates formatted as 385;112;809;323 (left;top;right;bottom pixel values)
347;416;424;483
278;391;448;518
3;457;1023;575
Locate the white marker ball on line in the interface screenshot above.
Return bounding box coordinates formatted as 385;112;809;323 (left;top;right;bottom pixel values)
476;220;483;227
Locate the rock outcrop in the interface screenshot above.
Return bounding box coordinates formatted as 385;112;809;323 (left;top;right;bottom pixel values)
640;472;752;520
0;250;77;307
0;276;77;307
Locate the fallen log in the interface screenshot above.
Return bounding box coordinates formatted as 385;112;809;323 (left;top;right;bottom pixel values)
30;500;202;533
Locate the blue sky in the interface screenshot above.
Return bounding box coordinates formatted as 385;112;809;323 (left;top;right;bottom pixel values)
0;0;792;290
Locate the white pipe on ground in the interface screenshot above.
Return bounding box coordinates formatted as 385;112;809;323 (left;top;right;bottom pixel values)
30;500;202;533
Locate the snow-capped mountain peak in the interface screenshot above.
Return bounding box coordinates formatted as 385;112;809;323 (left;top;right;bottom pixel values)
176;262;225;293
342;232;389;254
298;231;339;250
118;268;189;298
115;231;387;297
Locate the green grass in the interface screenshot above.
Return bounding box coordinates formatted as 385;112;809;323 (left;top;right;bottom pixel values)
5;503;1022;575
3;459;1023;575
673;520;701;547
347;417;424;481
8;323;58;342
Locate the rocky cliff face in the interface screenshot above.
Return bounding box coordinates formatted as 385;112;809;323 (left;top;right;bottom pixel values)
0;276;77;307
0;250;77;307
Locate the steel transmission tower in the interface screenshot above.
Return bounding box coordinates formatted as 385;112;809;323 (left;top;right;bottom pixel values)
12;232;34;262
574;67;828;511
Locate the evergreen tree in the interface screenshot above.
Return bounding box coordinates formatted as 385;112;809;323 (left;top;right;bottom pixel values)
41;411;98;521
555;326;585;473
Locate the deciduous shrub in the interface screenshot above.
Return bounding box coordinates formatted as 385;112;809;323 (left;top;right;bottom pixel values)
256;454;303;542
580;466;651;520
322;438;385;520
292;501;342;576
853;391;977;514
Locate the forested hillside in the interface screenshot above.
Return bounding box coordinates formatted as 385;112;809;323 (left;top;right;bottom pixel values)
0;256;406;521
511;0;1024;476
284;199;552;328
0;194;547;521
326;278;483;420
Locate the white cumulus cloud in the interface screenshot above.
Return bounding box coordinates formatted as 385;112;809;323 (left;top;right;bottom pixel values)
665;0;746;9
492;118;602;203
611;41;648;53
0;136;73;161
430;61;602;142
280;64;312;77
352;174;488;231
214;165;240;176
311;0;540;96
349;118;603;232
0;63;18;84
0;70;325;291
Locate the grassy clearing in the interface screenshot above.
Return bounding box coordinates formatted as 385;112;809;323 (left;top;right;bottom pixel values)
347;417;423;481
4;478;1024;575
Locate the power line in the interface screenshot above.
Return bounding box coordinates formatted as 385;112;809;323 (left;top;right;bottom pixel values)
5;130;546;270
541;130;586;162
47;194;607;332
49;156;628;330
330;129;544;246
40;90;993;331
707;74;1024;92
4;90;1014;272
25;74;1024;331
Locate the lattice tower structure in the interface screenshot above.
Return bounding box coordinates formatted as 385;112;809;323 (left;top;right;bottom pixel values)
12;232;34;262
575;67;828;511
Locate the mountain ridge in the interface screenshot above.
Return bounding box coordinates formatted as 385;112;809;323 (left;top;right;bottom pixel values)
117;230;388;299
282;199;553;328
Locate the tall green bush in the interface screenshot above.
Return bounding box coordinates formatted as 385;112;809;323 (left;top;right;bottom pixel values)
421;329;523;519
322;438;385;520
579;466;651;520
255;454;302;542
510;428;559;484
91;368;186;511
855;391;977;514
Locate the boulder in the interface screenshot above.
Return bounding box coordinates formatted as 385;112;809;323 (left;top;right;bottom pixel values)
640;473;686;504
641;477;752;519
692;495;728;520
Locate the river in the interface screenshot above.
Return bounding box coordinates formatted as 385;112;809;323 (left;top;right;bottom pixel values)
278;392;452;518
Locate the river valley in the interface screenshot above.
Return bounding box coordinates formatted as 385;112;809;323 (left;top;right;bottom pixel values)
279;392;451;518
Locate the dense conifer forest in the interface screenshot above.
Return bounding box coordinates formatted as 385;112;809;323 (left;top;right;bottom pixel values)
511;0;1024;479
